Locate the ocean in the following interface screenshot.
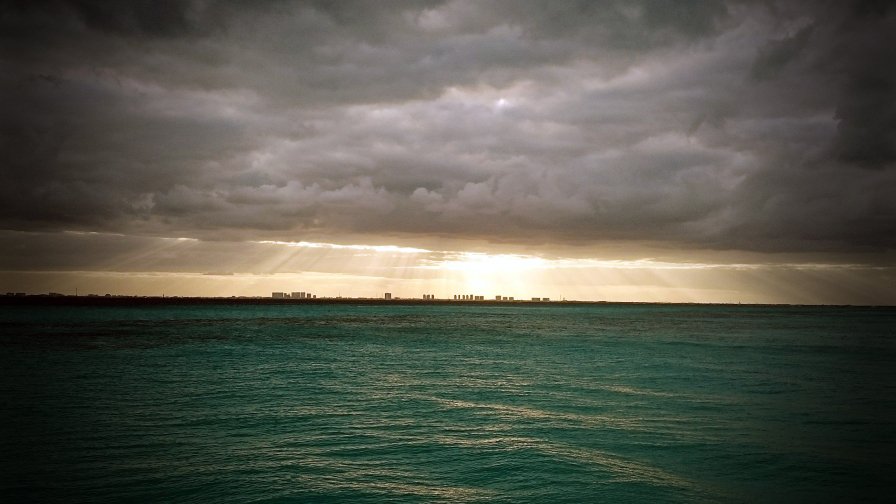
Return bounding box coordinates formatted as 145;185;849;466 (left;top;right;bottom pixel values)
1;302;894;503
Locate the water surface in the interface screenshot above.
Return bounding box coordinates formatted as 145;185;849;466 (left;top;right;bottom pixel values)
2;303;894;502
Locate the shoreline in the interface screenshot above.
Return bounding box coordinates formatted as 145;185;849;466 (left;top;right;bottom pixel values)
0;295;887;309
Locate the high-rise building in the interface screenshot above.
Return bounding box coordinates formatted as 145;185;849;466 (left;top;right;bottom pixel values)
384;292;392;300
272;292;286;299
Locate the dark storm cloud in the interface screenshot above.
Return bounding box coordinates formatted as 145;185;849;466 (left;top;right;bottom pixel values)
1;0;894;254
830;3;896;166
750;23;814;81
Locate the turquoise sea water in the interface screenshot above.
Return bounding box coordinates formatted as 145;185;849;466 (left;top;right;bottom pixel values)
1;303;894;503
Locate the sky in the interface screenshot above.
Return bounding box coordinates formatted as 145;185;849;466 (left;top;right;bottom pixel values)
2;0;894;304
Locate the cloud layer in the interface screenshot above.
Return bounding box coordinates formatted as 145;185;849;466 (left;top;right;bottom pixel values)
3;0;895;255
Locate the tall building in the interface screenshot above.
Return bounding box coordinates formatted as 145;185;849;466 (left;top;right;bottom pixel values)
272;292;286;299
384;292;392;300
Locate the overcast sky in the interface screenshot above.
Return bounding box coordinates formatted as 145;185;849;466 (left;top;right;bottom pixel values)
2;1;894;302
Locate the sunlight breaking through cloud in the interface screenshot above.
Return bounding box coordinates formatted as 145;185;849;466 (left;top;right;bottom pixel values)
254;240;429;254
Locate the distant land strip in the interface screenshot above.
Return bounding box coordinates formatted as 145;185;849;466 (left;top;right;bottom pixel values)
0;294;885;309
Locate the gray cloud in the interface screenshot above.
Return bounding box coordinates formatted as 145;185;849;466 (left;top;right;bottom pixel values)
1;0;894;257
750;23;814;81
